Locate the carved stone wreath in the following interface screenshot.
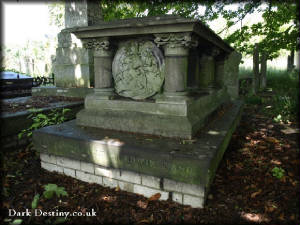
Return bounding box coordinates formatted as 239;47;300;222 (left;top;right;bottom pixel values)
112;41;165;100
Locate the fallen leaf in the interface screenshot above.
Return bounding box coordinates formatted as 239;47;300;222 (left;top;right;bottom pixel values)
137;219;150;224
287;172;294;177
251;189;262;198
290;214;295;220
265;137;280;144
115;186;120;191
2;201;10;209
257;145;267;150
279;213;285;221
149;193;161;201
137;200;148;209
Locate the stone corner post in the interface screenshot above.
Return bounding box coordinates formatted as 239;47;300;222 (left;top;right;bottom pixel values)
154;32;198;101
83;38;115;99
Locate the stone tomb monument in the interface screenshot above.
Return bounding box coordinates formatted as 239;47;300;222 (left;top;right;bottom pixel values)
33;16;243;208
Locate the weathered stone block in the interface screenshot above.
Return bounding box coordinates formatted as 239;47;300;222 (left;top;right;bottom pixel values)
164;179;205;197
76;171;102;184
40;153;57;164
119;170;141;184
54;64;92;88
183;194;204;208
118;180;134;192
63;168;76;178
103;177;118;188
134;184;169;200
65;1;102;29
41;162;63;174
172;192;183;204
56;47;89;65
95;166;120;178
141;174;161;189
80;161;95;174
57;156;81;170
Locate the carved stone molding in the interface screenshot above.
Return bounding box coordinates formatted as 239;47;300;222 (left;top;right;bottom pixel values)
154;33;198;48
82;38;110;51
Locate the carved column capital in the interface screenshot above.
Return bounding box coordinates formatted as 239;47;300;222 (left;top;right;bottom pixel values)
82;38;113;57
154;33;198;56
154;33;198;48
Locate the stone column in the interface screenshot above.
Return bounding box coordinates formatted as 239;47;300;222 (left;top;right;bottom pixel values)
215;59;225;88
260;52;267;89
154;33;198;100
253;43;260;94
198;47;220;91
83;38;115;99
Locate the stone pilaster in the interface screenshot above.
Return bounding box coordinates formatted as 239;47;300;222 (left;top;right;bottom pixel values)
154;33;198;100
215;59;225;88
198;47;220;91
83;38;115;99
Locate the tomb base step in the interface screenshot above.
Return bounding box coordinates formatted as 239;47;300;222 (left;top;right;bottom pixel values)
77;87;229;139
33;100;243;208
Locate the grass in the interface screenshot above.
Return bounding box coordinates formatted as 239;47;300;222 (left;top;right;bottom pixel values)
239;68;299;123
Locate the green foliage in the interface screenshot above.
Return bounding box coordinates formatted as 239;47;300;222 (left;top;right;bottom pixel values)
9;219;23;225
48;2;65;29
31;194;40;209
100;0;200;21
43;184;68;199
271;166;285;179
222;2;298;59
266;70;299;123
245;94;262;105
45;1;297;60
18;108;71;139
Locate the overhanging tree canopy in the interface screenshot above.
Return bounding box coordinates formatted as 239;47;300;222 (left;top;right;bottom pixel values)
49;0;299;60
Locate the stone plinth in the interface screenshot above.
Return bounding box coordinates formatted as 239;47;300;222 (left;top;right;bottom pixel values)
67;16;238;139
34;100;243;208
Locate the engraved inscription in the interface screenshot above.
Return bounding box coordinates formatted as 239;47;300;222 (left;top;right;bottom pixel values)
112;40;165;100
121;155;193;175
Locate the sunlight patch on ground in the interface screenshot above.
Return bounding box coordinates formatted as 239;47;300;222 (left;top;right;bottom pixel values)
101;195;117;202
240;212;270;223
207;130;220;135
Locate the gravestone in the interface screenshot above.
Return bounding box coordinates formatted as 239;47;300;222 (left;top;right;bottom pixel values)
32;0;102;97
33;16;243;208
253;43;260;94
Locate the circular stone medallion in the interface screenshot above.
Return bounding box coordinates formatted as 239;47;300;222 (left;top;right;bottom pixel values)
112;40;165;100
